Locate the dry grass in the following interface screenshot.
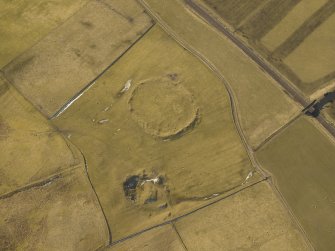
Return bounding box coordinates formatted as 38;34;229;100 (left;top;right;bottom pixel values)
0;168;109;251
143;0;300;148
0;77;81;196
0;0;89;68
107;224;185;251
3;0;153;117
256;117;335;251
53;26;257;241
174;182;310;250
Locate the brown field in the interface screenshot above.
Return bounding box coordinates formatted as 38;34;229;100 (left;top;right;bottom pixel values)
53;25;259;241
256;117;335;251
3;0;153;117
200;0;335;96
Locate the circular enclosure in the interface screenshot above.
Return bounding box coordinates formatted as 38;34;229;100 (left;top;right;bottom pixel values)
128;81;199;139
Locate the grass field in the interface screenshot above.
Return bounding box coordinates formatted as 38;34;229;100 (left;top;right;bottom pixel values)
200;0;335;96
174;182;309;250
53;25;258;241
3;0;153;117
256;117;335;251
0;76;82;196
0;168;109;251
143;0;299;148
0;0;89;68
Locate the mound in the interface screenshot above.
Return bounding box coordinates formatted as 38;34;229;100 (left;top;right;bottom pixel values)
128;80;199;139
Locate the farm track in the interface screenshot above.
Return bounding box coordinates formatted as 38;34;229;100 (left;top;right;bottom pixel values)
139;0;265;178
186;0;335;141
138;1;317;249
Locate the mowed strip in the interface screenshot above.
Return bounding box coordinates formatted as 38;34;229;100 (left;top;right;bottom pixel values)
0;168;109;251
199;0;335;96
142;0;300;148
3;0;153;117
261;0;327;51
0;76;81;197
202;0;265;27
283;12;335;87
53;26;257;241
256;117;335;251
238;0;300;41
174;182;310;250
0;0;89;68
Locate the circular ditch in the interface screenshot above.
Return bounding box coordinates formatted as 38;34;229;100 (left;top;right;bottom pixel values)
128;80;199;139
